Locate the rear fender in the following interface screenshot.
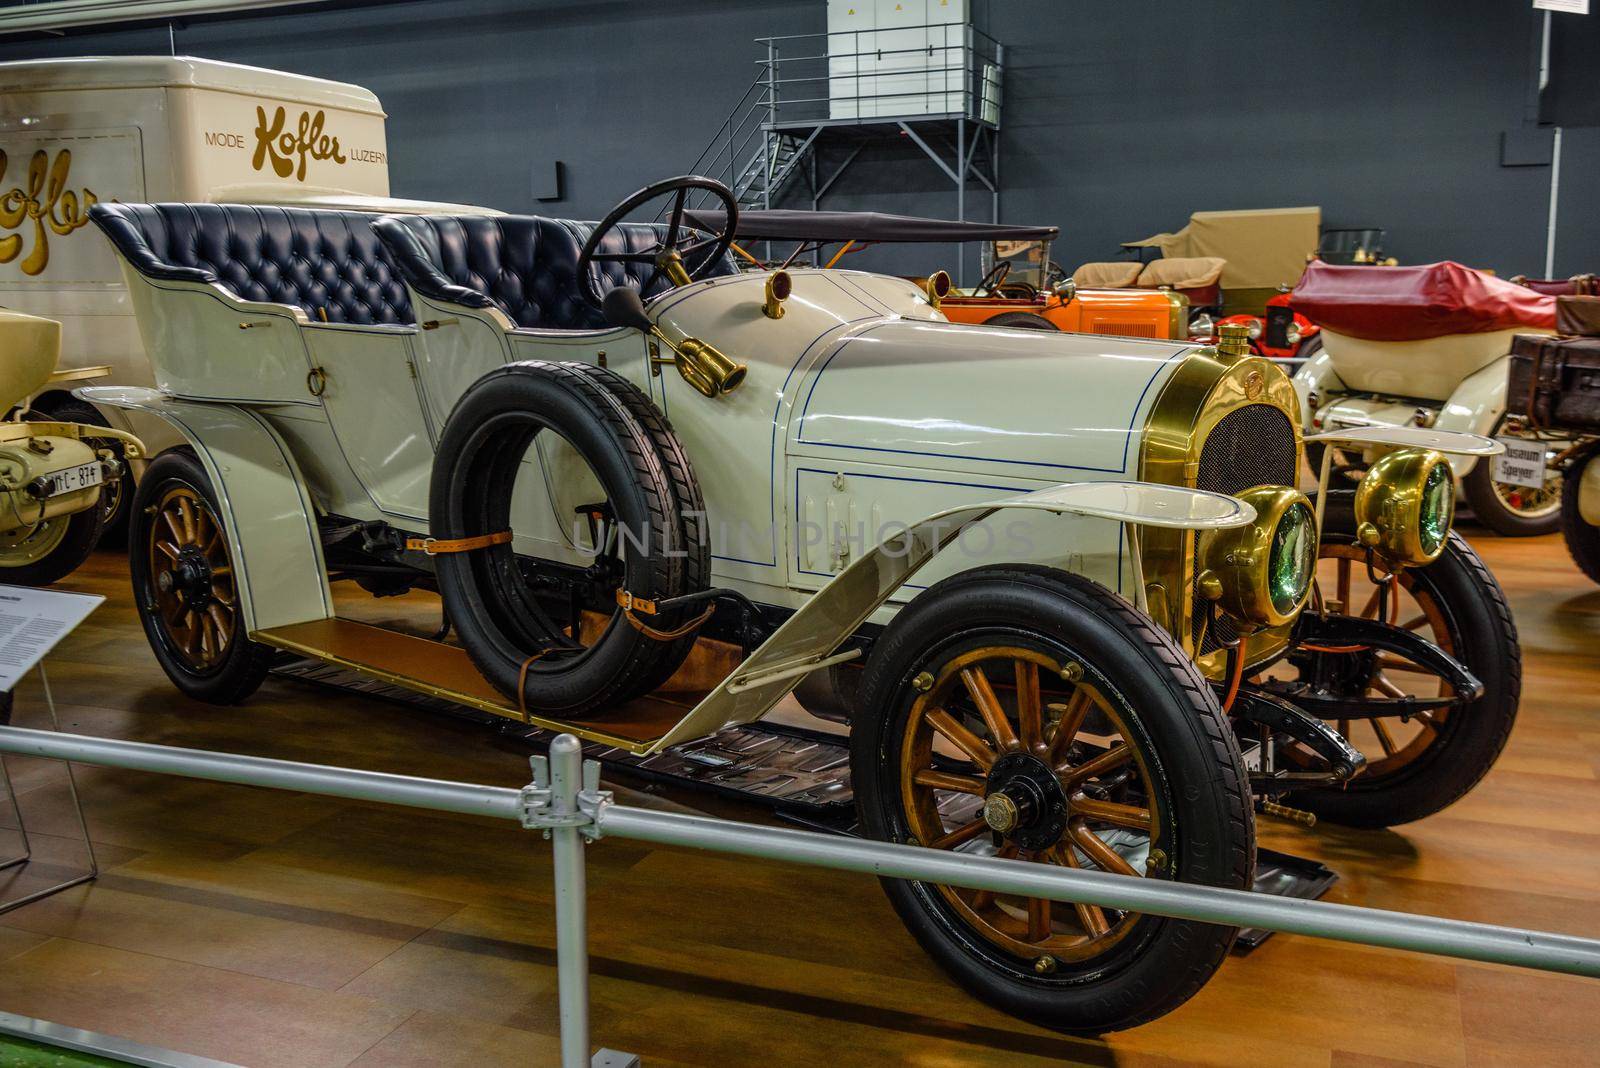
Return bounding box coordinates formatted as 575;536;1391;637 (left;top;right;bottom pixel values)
77;385;332;634
646;481;1255;753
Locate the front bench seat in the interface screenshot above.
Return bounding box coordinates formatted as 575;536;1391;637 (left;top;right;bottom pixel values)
372;214;737;332
89;202;413;326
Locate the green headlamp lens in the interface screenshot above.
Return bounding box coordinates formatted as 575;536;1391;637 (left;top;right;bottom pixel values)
1418;461;1452;556
1268;501;1317;615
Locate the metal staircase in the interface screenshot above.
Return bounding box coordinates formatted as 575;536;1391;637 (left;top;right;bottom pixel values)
686;24;1005;229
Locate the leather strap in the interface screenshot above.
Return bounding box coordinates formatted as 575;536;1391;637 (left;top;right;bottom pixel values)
622;603;716;642
406;531;513;555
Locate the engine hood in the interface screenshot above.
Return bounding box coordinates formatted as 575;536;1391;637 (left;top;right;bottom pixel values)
788;315;1194;480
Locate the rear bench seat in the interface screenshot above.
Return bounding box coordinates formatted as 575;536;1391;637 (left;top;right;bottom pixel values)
90;203;414;326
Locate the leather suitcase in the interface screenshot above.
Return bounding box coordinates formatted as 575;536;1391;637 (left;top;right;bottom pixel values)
1557;294;1600;336
1508;333;1600;430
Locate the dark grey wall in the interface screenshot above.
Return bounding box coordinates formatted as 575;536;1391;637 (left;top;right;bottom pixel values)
0;0;1590;277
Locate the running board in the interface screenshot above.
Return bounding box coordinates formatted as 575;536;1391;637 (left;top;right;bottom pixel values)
254;618;695;755
269;653;854;812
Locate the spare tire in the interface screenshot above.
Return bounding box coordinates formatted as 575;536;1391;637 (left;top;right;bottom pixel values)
430;361;708;718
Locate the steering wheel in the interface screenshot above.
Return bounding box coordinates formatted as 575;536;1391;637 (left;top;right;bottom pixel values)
576;175;738;309
975;260;1012;297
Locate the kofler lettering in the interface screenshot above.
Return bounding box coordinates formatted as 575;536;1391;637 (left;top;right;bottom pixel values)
252;106;347;182
0;148;96;277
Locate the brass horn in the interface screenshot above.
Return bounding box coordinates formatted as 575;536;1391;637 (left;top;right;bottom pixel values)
603;286;747;399
666;335;747;398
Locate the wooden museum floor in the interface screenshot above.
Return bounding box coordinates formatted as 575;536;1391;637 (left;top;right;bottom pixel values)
1;528;1598;1068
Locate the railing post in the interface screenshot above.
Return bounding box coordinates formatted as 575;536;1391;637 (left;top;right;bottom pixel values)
547;734;591;1068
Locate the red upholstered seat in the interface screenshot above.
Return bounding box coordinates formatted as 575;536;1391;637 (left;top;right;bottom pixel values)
1291;261;1556;341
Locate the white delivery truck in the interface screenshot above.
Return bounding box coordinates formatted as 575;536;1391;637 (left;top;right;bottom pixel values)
0;56;486;530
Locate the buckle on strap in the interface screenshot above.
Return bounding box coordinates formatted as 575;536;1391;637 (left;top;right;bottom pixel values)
615;589;659;615
405;530;514;555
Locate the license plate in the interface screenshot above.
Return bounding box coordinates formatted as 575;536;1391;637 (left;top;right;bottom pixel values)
1491;438;1547;489
41;461;104;497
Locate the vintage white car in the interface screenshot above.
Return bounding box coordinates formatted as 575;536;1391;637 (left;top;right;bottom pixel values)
81;177;1518;1034
1292;260;1568;535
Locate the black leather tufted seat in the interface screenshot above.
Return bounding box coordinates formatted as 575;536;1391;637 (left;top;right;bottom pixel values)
90;203;413;326
372;214;737;332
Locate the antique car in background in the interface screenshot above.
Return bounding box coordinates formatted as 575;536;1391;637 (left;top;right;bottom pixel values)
82;176;1516;1034
1293;260;1569;535
1;310;141;584
1507;295;1600;577
685;207;1197;340
1117;209;1395;370
1212;229;1398;368
0;55;491;536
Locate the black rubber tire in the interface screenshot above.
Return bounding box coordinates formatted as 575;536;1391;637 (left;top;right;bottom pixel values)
430;361;708;718
851;565;1254;1034
31;395;132;542
1461;430;1561;537
1560;449;1600;584
130;449;272;704
0;690;12;726
1286;491;1521;827
0;490;103;587
982;311;1059;331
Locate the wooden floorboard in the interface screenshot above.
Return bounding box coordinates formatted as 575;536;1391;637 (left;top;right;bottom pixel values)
1;528;1597;1066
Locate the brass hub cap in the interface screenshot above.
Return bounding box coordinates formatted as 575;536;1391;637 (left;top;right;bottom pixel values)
148;486;238;672
983;752;1070;850
900;646;1165;963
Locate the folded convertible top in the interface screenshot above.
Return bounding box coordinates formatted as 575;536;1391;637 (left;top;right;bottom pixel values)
1292;260;1556;341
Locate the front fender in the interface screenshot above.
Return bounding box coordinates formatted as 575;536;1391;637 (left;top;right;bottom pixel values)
646;481;1254;754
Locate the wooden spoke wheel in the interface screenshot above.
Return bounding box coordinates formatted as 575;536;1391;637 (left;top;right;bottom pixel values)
130;450;271;704
851;566;1252;1033
1277;491;1521;827
147;484;238;672
1268;546;1457;780
900;646;1162;965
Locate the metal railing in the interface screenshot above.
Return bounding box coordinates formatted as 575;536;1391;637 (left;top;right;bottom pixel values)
2;725;1598;1067
756;24;1003;126
686;23;1003;210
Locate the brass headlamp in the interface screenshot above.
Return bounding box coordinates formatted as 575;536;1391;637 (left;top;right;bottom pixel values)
1197;485;1318;630
924;270;951;308
1353;448;1454;567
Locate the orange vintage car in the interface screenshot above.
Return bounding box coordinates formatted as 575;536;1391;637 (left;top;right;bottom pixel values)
685;208;1197;341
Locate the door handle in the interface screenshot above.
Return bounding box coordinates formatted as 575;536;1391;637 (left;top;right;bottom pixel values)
307;367;328;397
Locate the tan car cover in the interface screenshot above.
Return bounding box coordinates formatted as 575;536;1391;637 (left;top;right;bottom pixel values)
1125;207;1321;290
1137;257;1226;289
1072;261;1143;288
